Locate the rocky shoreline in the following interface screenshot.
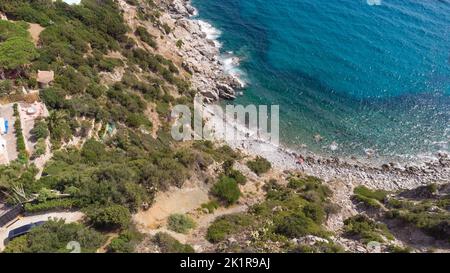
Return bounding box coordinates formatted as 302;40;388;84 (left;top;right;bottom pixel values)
165;0;244;101
203;102;449;192
164;0;449;191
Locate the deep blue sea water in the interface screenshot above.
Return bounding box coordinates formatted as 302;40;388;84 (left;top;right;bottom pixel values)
193;0;450;161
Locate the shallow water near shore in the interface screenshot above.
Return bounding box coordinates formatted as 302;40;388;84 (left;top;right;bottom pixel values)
192;0;450;162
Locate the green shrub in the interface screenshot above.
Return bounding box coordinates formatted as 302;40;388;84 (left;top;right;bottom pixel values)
288;176;323;189
31;120;49;140
176;39;183;48
288;176;332;202
290;242;344;253
193;142;239;162
226;169;247;185
36;187;58;202
354;186;387;202
162;23;171;34
247;156;271;175
108;229;143;253
352;186;388;209
12;105;28;163
303;203;326;224
153;232;194;253
0;79;13;95
201;200;220;214
343;215;394;243
211;175;241;205
391;210;450;240
135;26;157;48
81;139;107;163
167;214;196;234
274;212;327;239
31;138;46;159
86;205;131;230
40;88;67;109
24;198;75;213
98;57;123;72
206;213;254;243
387;245;413;253
353;194;382;209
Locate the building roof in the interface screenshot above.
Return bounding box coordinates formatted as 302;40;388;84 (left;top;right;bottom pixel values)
37;70;55;84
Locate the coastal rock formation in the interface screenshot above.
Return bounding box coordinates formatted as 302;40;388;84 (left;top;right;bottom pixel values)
167;0;244;101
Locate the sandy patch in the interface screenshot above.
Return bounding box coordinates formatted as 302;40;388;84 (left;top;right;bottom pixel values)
28;23;44;46
133;183;210;231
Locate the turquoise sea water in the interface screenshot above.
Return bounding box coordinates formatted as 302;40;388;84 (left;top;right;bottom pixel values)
192;0;450;161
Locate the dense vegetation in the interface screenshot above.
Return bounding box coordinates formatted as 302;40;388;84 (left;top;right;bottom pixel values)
0;0;226;253
1;0;447;254
351;183;450;244
344;215;394;243
108;228;143;253
3;219;105;253
385;185;450;241
206;175;342;252
13;103;28;163
0;20;38;80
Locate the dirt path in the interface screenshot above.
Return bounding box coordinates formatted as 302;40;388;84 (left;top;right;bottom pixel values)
133;162;270;252
28;23;44;46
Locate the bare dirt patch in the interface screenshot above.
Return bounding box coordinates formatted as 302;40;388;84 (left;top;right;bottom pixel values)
145;104;161;138
133;181;210;231
28;23;44;46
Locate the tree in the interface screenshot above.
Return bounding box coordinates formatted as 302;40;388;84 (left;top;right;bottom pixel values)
81;139;107;163
211;175;241;205
30;119;49;141
247;156;271;176
40;87;67;109
86;205;131;230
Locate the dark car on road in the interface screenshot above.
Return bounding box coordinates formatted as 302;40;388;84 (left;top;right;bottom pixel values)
6;221;46;242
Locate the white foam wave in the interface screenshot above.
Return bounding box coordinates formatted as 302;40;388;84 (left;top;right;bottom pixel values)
198;20;222;47
221;53;248;87
197;20;247;87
